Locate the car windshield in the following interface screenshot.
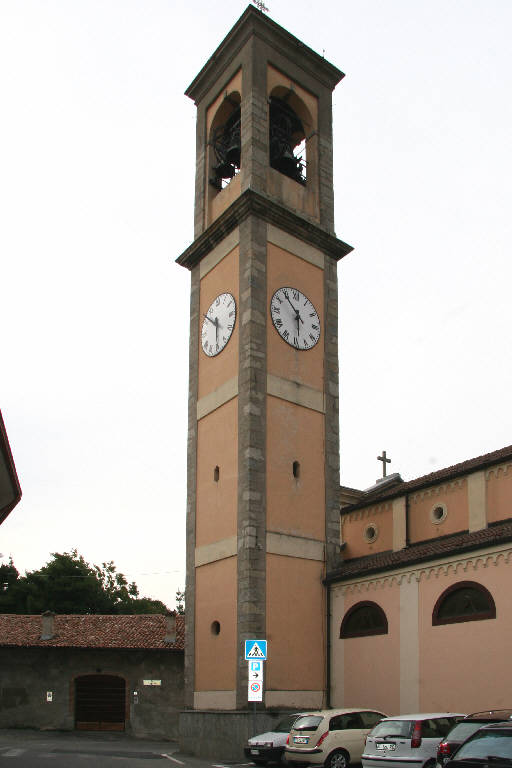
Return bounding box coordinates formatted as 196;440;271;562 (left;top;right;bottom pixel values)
293;716;323;732
447;723;490;742
275;715;300;733
455;730;512;761
371;721;413;739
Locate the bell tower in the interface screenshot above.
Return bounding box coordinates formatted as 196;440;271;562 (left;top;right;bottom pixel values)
177;4;352;743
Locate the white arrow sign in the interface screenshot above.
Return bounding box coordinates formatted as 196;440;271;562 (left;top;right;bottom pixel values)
248;660;264;681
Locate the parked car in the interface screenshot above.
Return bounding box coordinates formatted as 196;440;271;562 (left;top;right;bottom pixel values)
362;713;465;768
445;721;512;768
437;710;512;767
285;708;387;768
245;713;303;765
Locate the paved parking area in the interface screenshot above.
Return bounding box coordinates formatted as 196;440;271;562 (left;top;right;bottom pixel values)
0;730;255;768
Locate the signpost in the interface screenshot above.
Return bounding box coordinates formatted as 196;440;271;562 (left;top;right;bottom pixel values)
248;659;264;701
245;640;267;729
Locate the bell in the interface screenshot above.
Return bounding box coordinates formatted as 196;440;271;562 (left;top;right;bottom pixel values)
273;147;300;178
225;141;241;168
213;160;236;180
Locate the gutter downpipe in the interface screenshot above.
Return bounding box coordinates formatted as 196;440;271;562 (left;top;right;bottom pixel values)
326;580;331;708
405;491;410;546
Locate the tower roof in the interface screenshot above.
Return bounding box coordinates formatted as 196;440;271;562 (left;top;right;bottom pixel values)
185;5;344;105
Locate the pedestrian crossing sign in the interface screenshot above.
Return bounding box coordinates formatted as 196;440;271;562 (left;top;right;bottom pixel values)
245;639;267;660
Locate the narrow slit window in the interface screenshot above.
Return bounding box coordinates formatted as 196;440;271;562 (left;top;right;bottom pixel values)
214;466;220;482
293;461;300;478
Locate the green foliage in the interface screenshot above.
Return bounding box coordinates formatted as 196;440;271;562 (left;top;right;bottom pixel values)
175;588;185;615
0;550;170;615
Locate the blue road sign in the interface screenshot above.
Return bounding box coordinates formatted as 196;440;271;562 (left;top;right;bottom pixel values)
245;639;267;660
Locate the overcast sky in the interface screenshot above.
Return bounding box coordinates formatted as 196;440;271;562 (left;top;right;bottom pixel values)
1;0;511;608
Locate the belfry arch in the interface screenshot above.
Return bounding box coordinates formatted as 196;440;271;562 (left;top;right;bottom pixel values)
268;85;314;185
209;91;241;191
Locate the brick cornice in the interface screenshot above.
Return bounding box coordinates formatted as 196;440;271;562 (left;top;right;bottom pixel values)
176;189;353;271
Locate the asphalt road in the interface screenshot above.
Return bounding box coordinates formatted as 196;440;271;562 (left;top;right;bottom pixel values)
0;730;254;768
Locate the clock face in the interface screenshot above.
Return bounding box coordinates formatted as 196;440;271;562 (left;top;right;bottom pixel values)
270;286;321;350
201;292;236;357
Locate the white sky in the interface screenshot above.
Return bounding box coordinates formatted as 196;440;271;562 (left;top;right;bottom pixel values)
1;0;511;609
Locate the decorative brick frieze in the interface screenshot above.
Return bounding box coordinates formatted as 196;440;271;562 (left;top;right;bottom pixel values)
342;502;393;523
409;478;465;503
486;461;512;479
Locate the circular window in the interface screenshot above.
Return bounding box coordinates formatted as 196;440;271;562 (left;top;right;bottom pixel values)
211;621;221;635
431;503;447;524
364;523;379;543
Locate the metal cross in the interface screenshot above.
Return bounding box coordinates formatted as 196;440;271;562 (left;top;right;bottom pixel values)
253;0;269;12
377;450;391;478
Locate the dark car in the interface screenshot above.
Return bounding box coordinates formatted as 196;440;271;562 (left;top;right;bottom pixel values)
445;721;512;768
437;711;512;767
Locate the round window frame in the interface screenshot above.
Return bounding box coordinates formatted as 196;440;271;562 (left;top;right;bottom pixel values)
364;522;379;543
430;502;447;525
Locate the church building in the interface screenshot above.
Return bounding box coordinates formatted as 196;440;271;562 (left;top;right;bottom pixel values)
330;444;512;717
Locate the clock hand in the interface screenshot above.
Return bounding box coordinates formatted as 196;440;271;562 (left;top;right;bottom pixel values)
204;313;216;327
215;316;218;345
283;291;304;325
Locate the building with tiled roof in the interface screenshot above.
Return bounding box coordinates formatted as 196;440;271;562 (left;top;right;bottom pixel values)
0;612;184;739
0;612;184;650
328;444;512;717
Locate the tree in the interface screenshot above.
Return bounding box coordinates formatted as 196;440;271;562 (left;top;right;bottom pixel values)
0;557;21;613
0;550;169;615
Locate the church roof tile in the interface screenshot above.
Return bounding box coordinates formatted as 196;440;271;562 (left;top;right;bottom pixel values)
326;520;512;583
342;443;512;513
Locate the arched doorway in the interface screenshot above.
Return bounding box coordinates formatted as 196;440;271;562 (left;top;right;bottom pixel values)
75;674;126;731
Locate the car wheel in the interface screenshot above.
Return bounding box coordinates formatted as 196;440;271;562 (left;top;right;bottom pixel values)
325;749;349;768
423;760;436;768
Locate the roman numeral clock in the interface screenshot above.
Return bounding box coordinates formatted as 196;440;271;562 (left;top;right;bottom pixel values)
176;5;352;741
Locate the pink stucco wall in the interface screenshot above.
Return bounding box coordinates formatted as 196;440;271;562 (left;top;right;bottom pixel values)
487;464;512;524
341;585;400;716
419;561;511;712
408;480;468;544
342;504;394;560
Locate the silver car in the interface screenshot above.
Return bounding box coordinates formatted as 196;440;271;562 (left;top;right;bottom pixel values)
363;713;465;768
245;713;303;765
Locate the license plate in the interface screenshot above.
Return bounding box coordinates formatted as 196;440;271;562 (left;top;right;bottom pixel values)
250;750;260;755
294;736;309;744
376;743;396;751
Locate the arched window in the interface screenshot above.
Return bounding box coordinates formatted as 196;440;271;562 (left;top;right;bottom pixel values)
340;601;388;639
432;581;496;626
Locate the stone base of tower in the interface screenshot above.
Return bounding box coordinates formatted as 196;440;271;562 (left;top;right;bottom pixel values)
179;709;299;761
